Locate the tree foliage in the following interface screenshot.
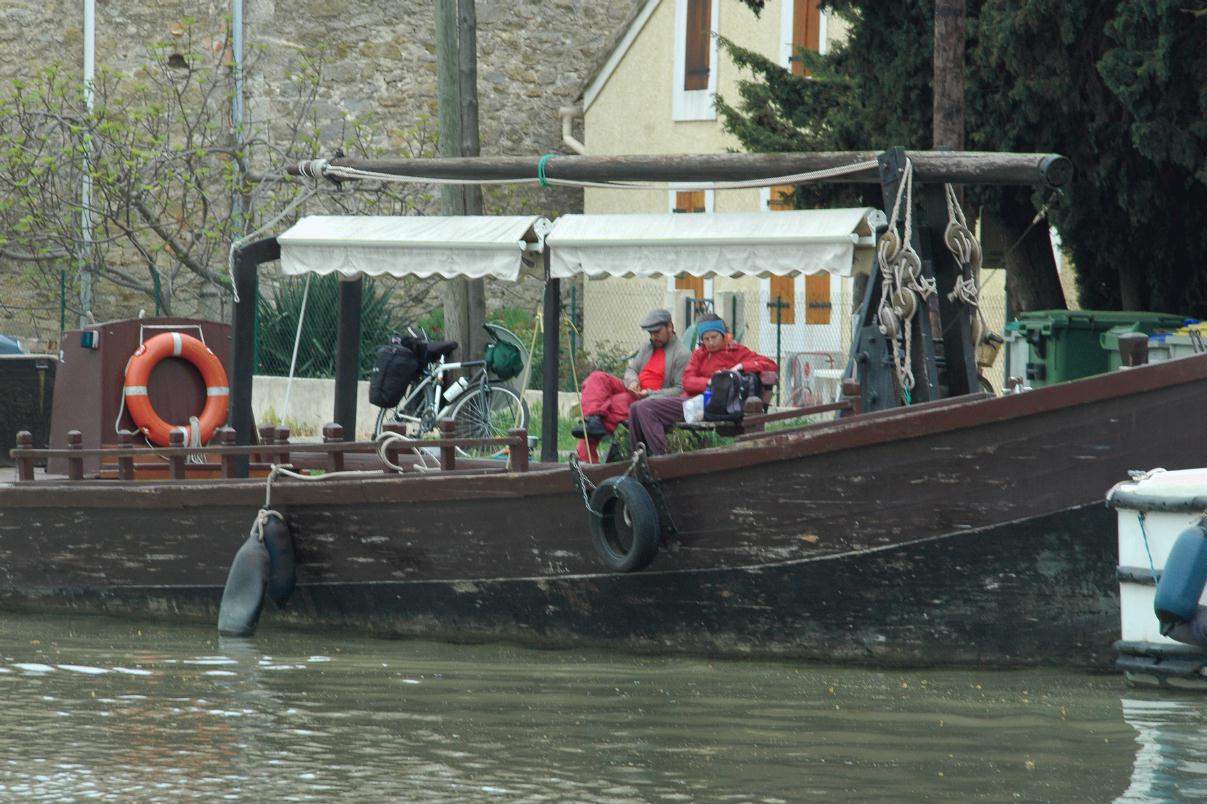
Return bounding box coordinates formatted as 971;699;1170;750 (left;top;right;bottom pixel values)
718;0;1207;315
0;11;439;323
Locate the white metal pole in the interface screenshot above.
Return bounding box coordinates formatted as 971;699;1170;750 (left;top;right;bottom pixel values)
80;0;95;325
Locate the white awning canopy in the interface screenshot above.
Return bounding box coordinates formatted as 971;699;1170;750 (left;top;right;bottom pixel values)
546;208;886;279
277;215;548;281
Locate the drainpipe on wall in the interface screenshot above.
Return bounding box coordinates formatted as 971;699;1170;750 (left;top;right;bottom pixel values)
559;105;587;155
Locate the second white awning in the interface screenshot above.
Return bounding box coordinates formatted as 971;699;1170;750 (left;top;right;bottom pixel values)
546;208;885;279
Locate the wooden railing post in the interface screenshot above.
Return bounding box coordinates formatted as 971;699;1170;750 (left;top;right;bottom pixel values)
383;423;405;473
841;379;863;416
439;418;456;471
256;425;276;464
742;398;766;434
508;428;529;472
275;426;291;465
15;430;33;482
168;429;186;479
66;430;84;481
323;423;346;473
117;430;135;481
219;427;239;478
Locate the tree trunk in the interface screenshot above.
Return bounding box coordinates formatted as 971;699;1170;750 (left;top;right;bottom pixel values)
999;189;1065;315
932;0;965;150
436;0;486;361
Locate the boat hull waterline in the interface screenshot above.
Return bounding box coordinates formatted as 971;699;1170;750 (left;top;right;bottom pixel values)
6;354;1207;667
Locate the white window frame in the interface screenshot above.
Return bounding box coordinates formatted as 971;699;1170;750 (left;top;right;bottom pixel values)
673;0;720;121
779;0;829;70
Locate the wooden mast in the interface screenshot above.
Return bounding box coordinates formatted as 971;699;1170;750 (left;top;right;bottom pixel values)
291;151;1071;189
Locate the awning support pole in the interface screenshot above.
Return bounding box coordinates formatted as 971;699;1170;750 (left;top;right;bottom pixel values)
541;265;560;463
333;277;363;440
230;237;281;476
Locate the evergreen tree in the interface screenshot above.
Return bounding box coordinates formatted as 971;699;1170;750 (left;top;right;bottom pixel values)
719;0;1207;315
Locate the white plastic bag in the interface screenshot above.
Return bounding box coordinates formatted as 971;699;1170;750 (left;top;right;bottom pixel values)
682;394;705;423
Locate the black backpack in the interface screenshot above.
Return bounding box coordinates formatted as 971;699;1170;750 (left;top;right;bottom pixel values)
703;370;762;423
369;343;421;408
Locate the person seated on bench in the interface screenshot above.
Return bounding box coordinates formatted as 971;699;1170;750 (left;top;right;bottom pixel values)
628;314;777;456
572;308;691;462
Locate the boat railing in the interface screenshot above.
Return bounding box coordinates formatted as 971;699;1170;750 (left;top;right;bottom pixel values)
8;419;531;482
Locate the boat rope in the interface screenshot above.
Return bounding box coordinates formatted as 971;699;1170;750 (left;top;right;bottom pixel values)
375;430;442;473
297;158;881;194
875;158;933;402
563;315;593;463
185;415;208;464
942;184;991;340
1136;512;1159;586
227;181;320;303
252;507;285;543
261;462;408;507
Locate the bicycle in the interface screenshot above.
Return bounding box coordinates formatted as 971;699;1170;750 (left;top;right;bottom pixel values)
371;324;530;459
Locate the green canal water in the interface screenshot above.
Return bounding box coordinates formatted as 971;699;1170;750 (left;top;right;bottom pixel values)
0;613;1200;801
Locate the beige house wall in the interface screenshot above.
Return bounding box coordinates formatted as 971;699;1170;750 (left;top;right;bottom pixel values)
577;0;1008;396
578;0;851;361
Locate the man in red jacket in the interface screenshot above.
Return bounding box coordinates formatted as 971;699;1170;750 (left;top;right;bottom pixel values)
628;315;777;456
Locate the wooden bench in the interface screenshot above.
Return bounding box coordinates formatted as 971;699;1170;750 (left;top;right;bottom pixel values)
673;376;864;441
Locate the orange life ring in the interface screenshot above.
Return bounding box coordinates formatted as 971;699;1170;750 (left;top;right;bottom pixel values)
123;332;229;447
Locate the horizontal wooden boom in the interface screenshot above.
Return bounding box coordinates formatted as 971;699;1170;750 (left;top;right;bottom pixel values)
291;150;1071;188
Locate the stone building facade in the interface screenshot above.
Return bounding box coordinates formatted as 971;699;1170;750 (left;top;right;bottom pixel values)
0;0;639;342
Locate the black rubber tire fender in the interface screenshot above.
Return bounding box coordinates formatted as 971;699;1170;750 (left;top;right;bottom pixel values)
589;476;660;572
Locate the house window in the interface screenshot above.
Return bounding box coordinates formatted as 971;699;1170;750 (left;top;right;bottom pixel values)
673;190;707;214
780;0;827;74
765;183;830;325
805;274;831;324
768;276;796;324
684;0;711;90
767;184;795;211
673;0;719;121
670;189;712;313
791;0;822;76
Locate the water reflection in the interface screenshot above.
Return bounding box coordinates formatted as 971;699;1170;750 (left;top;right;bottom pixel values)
0;612;1180;801
1119;696;1207;802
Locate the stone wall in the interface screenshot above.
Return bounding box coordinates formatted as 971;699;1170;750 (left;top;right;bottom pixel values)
0;0;638;339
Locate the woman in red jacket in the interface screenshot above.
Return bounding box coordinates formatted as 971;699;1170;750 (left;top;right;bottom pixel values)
628;315;777;456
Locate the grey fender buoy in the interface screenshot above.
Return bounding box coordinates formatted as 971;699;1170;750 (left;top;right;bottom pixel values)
217;530;270;637
261;512;296;608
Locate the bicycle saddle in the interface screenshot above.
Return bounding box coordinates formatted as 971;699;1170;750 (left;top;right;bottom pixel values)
424;340;459;362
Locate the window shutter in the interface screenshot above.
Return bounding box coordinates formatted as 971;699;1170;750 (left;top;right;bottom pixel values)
768;276;796;324
767;184;795;211
684;0;711;90
805;273;832;325
673;190;707;214
790;0;822;77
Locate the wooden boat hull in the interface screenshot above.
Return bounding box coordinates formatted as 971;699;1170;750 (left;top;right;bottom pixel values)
5;354;1207;667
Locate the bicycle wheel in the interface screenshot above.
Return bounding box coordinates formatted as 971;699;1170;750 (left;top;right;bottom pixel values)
373;389;430;439
449;385;528;459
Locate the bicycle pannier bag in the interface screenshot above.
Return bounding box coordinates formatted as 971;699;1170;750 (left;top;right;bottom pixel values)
369;344;420;408
702;370;761;423
485;340;524;381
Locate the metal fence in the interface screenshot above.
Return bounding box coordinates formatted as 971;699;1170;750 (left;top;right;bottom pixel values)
4;267;1011;405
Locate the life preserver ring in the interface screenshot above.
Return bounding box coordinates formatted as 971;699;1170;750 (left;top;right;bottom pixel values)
589;476;660;572
123;332;229;447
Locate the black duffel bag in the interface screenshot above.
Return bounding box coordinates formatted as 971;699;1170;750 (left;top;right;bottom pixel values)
703;370;762;423
369;343;421;408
